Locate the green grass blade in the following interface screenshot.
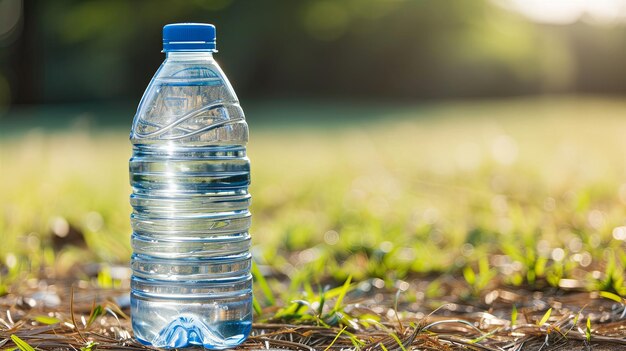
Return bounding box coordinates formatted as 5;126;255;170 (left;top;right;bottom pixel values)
538;308;552;326
87;305;103;327
34;315;60;325
317;286;326;316
572;311;580;326
323;326;347;351
510;305;517;327
11;335;35;351
393;289;404;332
479;256;490;276
470;327;500;343
586;316;591;341
251;260;275;306
252;296;262;316
389;332;408;351
599;291;624;304
463;266;476;285
342;329;365;347
303;280;314;298
80;341;97;351
333;275;352;312
565;309;583;336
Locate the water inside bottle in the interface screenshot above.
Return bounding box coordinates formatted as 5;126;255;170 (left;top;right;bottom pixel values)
130;143;252;348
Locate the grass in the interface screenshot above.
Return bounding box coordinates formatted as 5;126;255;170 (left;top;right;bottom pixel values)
1;96;626;349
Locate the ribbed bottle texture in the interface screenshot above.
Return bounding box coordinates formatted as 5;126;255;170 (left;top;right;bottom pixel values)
129;49;252;349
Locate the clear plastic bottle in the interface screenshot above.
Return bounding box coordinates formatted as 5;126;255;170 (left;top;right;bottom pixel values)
129;23;252;349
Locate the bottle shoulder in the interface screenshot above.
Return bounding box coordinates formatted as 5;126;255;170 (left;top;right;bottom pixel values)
131;58;246;145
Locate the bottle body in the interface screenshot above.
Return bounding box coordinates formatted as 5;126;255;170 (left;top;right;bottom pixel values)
129;52;252;349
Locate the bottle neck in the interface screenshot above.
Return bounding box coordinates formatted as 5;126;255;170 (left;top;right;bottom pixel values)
165;51;214;60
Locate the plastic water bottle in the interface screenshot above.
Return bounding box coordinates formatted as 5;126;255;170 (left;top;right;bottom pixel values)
129;23;252;349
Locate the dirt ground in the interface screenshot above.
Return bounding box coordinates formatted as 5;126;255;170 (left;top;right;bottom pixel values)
0;281;625;350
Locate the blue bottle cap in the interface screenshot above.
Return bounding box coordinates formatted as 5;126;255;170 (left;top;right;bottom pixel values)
162;23;217;52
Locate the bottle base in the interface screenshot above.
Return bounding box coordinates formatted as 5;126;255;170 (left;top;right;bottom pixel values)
131;293;253;349
134;315;251;349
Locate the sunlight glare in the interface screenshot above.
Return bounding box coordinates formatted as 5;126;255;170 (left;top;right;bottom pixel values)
497;0;626;25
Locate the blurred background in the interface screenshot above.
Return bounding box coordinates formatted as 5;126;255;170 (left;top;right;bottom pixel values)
1;0;626;295
3;0;626;108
